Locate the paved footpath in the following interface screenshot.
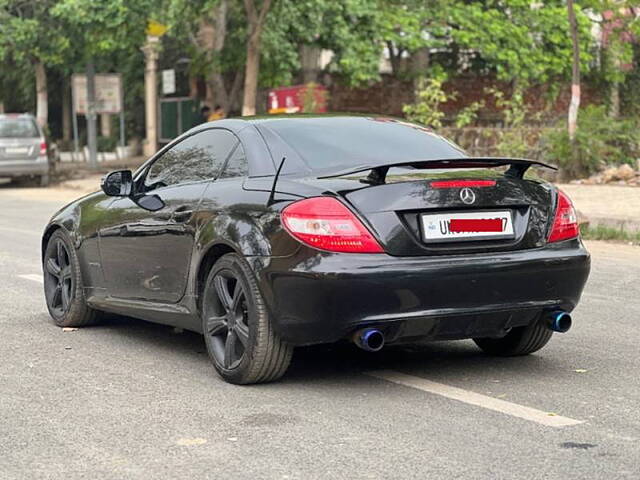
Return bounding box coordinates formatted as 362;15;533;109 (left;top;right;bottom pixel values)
558;184;640;232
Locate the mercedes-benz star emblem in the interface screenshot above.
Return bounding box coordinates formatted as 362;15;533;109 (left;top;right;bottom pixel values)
459;187;476;204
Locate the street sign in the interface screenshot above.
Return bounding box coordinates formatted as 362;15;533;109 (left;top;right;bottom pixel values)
72;73;123;114
162;69;176;95
146;20;168;37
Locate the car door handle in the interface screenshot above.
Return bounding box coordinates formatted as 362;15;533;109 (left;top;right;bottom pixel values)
171;206;194;222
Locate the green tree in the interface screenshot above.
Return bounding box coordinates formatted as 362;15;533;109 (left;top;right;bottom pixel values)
449;0;594;85
0;0;70;127
167;0;245;113
377;0;449;77
402;75;450;128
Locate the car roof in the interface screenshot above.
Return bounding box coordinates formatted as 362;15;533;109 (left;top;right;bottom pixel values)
187;114;408;134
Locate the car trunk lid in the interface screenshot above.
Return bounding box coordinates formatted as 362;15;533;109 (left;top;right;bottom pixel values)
340;170;555;256
0;137;41;161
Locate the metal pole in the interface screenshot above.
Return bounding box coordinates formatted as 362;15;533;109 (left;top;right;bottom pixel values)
86;62;98;168
119;77;126;148
71;76;80;157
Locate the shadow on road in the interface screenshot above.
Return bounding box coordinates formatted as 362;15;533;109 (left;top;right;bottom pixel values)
68;313;563;385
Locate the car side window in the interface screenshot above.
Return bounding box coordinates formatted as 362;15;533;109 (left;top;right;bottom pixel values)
219;143;249;179
144;129;239;190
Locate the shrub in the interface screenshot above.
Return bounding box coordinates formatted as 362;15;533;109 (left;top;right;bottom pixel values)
297;82;328;113
97;136;118;152
542;105;640;179
403;76;450;128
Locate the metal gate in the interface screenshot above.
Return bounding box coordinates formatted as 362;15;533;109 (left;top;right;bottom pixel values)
159;97;199;143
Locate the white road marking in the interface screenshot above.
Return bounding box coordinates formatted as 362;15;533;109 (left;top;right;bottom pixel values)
19;274;43;284
365;370;583;428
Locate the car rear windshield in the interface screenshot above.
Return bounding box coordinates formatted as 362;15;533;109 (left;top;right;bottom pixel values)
259;117;466;170
0;118;39;138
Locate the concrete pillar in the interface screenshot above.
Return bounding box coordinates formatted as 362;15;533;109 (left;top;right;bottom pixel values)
142;35;160;157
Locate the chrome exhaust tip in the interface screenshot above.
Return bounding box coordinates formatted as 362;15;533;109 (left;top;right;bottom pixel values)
353;328;385;352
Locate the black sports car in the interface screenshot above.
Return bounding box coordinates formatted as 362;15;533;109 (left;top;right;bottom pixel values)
42;116;590;384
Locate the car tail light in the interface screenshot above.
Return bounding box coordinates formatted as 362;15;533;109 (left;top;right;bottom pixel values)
281;197;384;253
548;190;579;243
430;180;496;188
39;142;47;156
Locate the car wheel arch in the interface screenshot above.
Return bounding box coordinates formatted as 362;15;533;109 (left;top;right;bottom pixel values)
42;224;64;262
194;242;238;313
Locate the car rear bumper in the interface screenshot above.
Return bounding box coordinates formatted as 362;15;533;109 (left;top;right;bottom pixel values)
0;157;49;177
255;239;591;346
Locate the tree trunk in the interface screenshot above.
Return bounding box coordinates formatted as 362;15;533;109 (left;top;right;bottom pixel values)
241;0;272;116
411;47;430;76
386;41;403;76
62;78;71;141
567;0;580;141
34;61;48;128
242;35;261;116
197;0;231;111
300;44;321;83
610;82;620;118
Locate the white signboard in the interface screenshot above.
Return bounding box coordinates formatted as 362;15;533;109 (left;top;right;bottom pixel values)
162;69;176;95
72;73;123;114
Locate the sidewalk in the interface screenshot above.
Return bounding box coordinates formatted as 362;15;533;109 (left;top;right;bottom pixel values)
558;184;640;233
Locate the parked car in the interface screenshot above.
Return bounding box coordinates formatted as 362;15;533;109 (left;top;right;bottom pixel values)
0;113;52;186
41;116;590;384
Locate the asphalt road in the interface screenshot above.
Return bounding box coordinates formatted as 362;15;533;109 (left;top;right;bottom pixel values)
1;186;639;480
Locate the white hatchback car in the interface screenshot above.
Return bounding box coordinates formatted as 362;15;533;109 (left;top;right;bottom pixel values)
0;113;52;186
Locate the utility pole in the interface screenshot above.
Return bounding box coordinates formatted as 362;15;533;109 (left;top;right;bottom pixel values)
142;35;160;157
86;61;98;169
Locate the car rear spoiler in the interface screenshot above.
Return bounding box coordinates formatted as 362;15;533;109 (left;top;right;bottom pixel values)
316;157;557;185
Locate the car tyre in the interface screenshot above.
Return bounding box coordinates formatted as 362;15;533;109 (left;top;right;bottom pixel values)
43;230;98;327
473;319;553;356
202;253;292;385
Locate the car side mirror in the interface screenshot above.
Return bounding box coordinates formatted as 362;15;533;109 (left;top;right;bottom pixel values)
101;170;133;197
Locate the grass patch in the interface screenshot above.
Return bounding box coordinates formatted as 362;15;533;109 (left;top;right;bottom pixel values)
581;224;640;244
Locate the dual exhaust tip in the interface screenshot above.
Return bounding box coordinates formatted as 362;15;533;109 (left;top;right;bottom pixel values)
352;328;385;352
352;310;572;352
547;310;572;333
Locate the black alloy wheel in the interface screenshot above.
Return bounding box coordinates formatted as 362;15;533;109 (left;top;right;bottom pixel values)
202;253;292;384
205;270;251;369
43;230;98;327
44;237;74;318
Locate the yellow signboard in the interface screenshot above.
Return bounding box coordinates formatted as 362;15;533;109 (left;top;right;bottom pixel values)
146;20;168;37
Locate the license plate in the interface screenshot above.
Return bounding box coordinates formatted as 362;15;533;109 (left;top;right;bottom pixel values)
421;210;514;243
4;147;29;155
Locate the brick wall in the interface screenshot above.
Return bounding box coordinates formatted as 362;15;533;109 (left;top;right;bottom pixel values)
328;74;600;124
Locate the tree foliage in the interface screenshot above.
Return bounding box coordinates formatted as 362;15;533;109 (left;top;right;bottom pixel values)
0;0;632;145
449;0;594;85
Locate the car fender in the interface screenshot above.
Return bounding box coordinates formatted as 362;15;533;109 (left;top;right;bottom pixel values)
42;192;112;291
